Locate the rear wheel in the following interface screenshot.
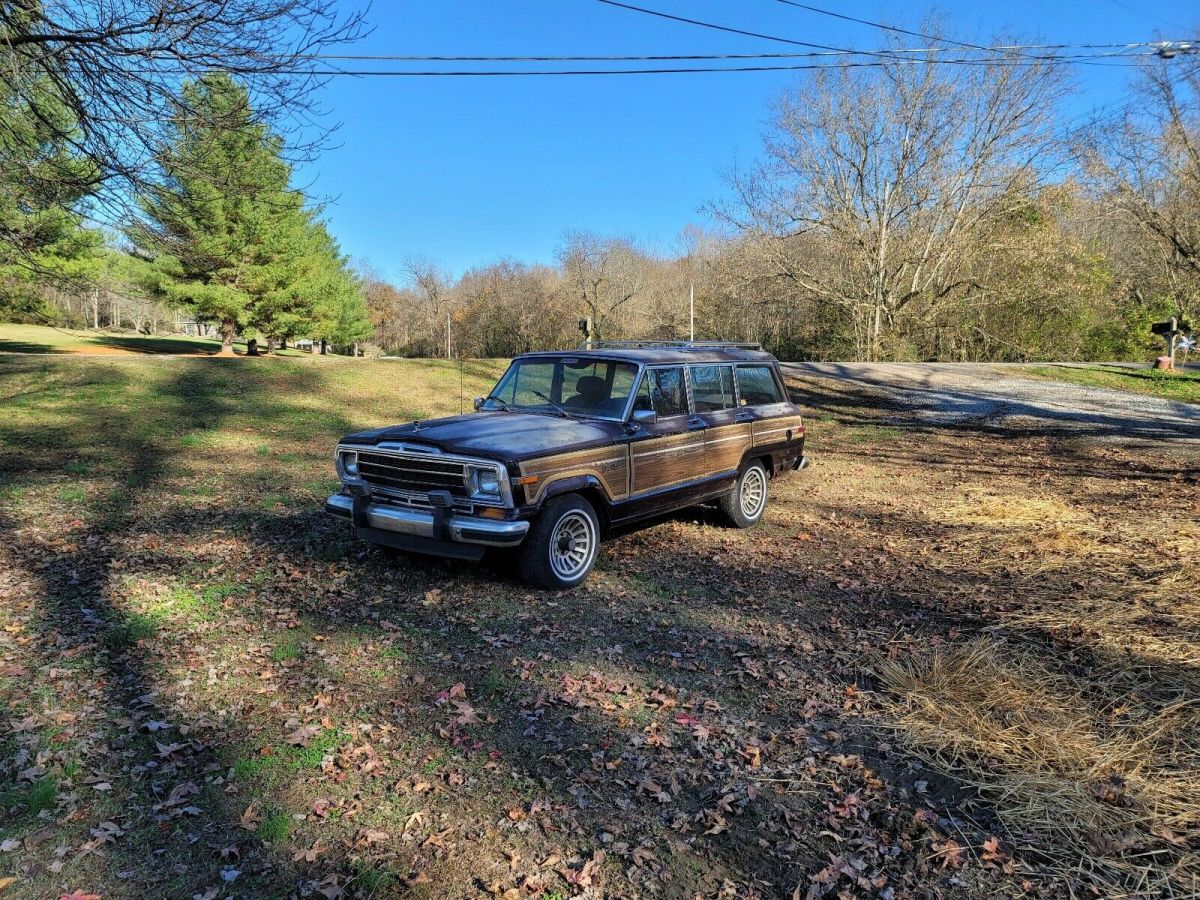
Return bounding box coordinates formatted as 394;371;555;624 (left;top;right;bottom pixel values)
518;494;600;589
719;461;769;528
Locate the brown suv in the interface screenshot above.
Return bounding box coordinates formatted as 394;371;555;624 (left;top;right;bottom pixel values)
326;341;808;589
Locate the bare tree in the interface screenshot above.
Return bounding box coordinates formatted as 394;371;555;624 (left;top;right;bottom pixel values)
718;43;1069;360
557;231;647;341
1083;60;1200;325
0;0;366;232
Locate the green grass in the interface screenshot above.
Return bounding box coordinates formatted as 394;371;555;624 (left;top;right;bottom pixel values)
0;775;57;821
270;630;307;662
105;612;159;651
200;581;248;607
1023;364;1200;404
57;485;87;503
256;811;292;843
232;729;350;784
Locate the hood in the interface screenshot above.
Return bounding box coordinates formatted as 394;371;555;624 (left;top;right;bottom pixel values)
340;411;619;462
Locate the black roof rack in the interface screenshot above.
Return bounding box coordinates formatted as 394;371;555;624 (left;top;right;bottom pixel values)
579;339;763;351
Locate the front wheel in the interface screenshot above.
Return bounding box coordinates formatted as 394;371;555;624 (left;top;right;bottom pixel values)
719;461;769;528
518;494;600;590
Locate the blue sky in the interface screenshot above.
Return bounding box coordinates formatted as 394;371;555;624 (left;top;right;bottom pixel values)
293;0;1195;281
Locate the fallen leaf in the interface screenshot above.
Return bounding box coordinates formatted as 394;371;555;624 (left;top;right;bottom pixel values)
286;725;321;747
293;841;326;863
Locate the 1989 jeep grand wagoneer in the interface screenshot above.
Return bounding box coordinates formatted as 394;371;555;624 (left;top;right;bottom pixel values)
326;341;808;589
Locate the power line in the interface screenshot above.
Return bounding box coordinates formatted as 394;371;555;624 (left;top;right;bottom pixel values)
589;0;899;58
260;57;1148;78
1100;0;1188;32
588;0;1158;67
770;0;1036;57
294;42;1177;62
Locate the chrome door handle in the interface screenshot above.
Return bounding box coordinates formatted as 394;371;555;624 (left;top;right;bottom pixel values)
687;417;708;431
735;412;755;423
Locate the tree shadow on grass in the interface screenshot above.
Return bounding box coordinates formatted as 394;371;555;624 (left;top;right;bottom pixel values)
0;359;358;898
90;335;225;356
0;339;66;354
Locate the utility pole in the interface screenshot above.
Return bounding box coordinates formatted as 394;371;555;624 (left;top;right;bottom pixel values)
689;284;695;342
446;312;451;360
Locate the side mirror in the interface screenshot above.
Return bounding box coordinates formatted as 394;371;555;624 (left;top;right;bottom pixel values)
473;397;484;411
630;408;657;427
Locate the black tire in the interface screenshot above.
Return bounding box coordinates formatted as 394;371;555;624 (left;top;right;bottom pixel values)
718;461;769;528
518;494;600;590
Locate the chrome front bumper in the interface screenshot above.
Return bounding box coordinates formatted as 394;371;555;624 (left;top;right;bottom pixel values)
325;493;529;548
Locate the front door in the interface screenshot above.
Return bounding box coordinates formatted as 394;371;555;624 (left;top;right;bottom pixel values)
627;366;706;499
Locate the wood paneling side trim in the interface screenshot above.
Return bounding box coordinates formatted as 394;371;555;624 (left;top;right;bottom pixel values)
519;446;629;504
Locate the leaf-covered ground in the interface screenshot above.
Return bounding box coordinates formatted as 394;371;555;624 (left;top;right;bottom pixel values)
1;355;1197;899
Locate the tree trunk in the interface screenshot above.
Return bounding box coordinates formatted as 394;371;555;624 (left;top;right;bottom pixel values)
219;320;236;355
247;338;259;356
320;339;327;355
279;338;286;350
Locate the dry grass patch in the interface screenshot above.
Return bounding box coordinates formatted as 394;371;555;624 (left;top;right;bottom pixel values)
877;639;1200;896
941;488;1090;529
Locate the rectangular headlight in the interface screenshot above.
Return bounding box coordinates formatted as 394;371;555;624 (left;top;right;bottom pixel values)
338;450;359;478
470;465;501;497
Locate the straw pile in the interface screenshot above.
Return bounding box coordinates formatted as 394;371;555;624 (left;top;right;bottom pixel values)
877;639;1200;896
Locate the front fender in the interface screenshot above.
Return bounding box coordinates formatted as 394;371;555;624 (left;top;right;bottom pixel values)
537;473;612;507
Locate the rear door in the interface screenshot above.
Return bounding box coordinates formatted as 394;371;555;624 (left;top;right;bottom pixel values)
688;363;753;486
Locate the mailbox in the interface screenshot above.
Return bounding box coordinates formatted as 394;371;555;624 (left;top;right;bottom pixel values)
1151;318;1177;336
1151;318;1193;336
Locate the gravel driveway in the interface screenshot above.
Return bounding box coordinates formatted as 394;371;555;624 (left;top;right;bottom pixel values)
783;362;1200;444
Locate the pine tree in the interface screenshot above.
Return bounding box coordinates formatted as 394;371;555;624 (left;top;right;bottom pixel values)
0;34;99;322
305;223;372;352
134;73;312;353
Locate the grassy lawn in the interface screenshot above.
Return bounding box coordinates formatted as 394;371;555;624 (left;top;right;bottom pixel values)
0;322;310;356
1023;362;1200;404
1;355;1198;898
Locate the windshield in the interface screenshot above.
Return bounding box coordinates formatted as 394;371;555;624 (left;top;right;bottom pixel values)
482;357;639;420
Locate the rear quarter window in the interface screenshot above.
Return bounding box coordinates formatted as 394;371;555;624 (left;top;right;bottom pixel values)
736;365;785;406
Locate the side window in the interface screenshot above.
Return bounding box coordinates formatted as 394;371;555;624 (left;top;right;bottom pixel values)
689;365;736;412
643;367;688;418
632;375;654;412
736;365;784;406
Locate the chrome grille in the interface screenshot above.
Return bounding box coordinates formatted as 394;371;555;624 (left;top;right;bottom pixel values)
356;451;468;497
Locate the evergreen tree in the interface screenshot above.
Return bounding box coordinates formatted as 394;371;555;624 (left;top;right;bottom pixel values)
305;223;372;352
134;73;313;353
0;37;100;322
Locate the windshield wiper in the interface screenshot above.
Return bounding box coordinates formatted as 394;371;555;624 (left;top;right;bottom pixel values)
529;390;571;418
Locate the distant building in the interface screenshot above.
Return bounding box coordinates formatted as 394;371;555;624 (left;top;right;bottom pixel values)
176;319;213;337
